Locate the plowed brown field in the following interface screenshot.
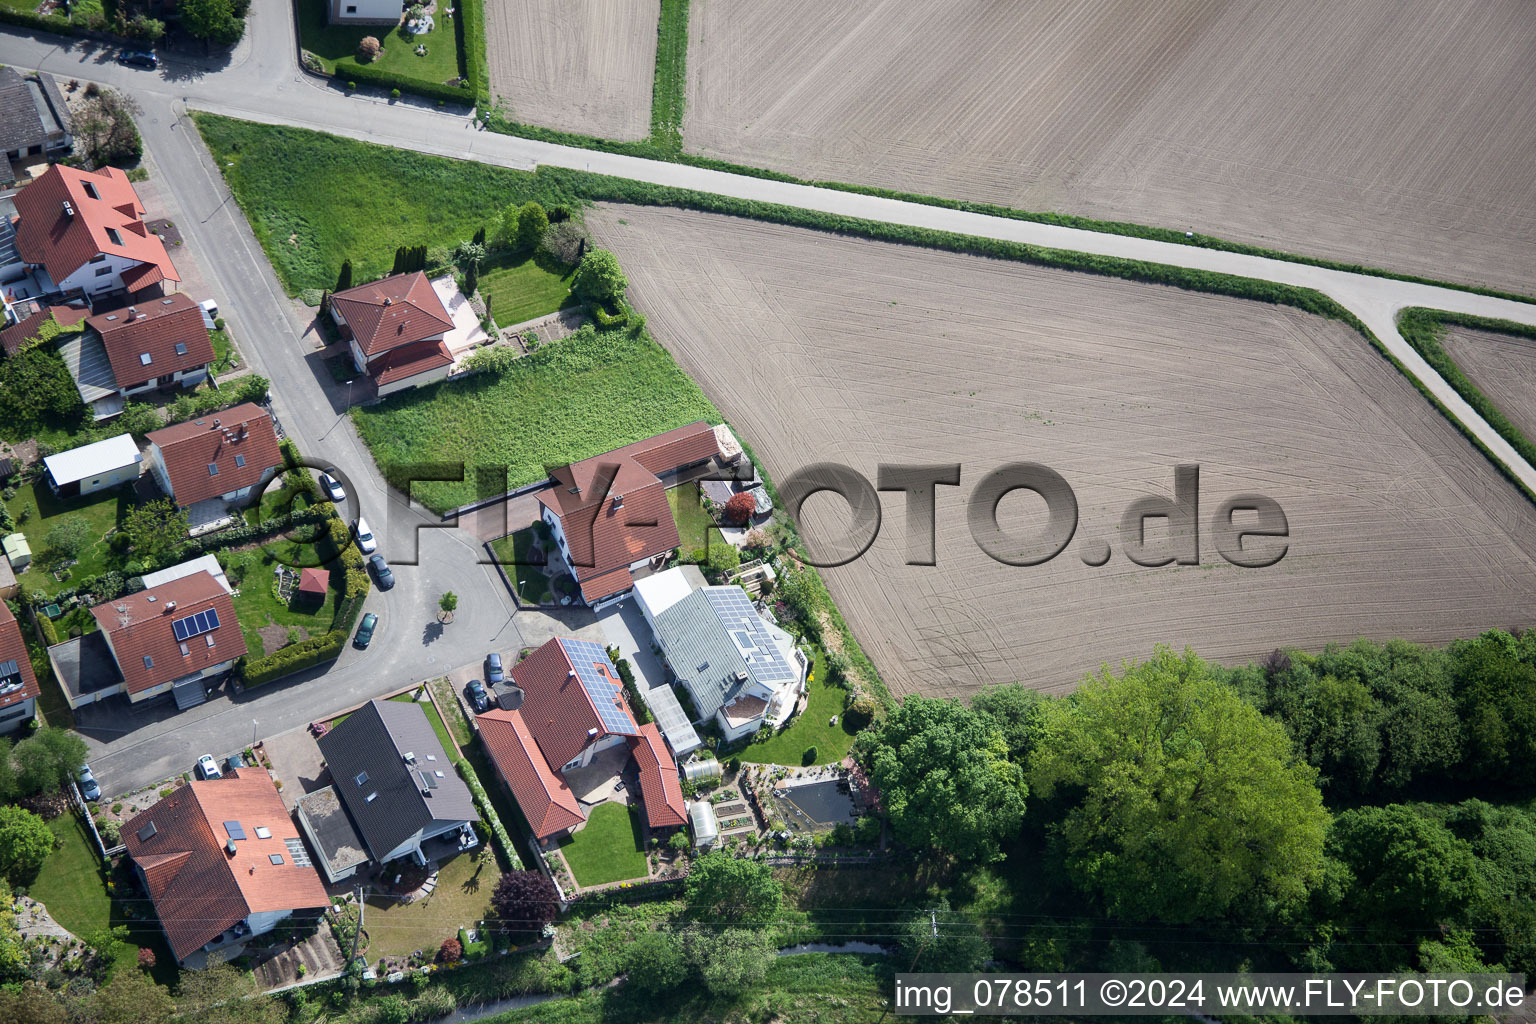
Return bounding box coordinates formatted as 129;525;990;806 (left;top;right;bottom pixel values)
592;205;1536;698
685;0;1536;295
485;0;657;141
1441;326;1536;447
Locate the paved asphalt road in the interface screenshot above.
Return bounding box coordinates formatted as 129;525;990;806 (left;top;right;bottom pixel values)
4;0;1536;793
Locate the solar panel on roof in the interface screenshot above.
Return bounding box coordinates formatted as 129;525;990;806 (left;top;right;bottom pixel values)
224;821;246;840
704;589;795;683
0;659;22;694
561;638;639;736
172;607;220;642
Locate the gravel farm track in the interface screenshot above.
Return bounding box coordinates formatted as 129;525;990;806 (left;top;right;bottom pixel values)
684;0;1536;296
1441;326;1536;448
591;205;1536;699
484;0;658;141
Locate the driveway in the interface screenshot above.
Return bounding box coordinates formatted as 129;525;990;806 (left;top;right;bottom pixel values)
596;596;701;754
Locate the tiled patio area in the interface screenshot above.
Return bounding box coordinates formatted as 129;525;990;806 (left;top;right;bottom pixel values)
561;744;633;806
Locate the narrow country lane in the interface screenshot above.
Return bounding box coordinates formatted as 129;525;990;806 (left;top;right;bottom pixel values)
2;0;1535;791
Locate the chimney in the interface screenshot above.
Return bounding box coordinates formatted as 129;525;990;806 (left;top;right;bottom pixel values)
127;306;137;318
61;200;73;217
587;727;598;738
212;418;220;428
382;297;393;306
164;601;176;613
611;494;624;509
225;839;236;856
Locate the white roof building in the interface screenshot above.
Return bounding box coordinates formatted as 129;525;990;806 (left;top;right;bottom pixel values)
633;565;697;620
690;800;719;849
141;553;232;594
42;434;141;489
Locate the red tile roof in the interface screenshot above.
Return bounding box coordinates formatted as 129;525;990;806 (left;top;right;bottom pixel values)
122;773;328;961
511;637;639;770
0;301;89;357
298;568;327;597
479;708;586;840
330;272;453;358
120;262;166;293
90;570;247;695
629;723;686;829
88;294;214;390
12;165;179;286
0;602;41;715
146;403;281;507
370;338;452;386
536;424;718;604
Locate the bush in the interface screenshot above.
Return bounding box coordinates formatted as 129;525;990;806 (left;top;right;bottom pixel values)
722;491;756;527
571;249;627;306
241;630;345;687
390;88;402;100
358;36;381;61
408;987;456;1020
437;937;462;963
802;746;818;766
137;947;156;969
669;831;690;852
843;693;878;731
588;301;628;331
97;819;122;846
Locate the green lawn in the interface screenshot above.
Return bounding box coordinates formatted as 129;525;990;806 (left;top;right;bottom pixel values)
488;528;550;605
297;0;464;89
736;658;858;766
666;484;719;556
29;813;179;986
478;251;578;327
352;325;719;513
3;478;128;597
209;328;238;375
558;802;648;888
228;552;340;656
194;113;581;294
363;847;499;958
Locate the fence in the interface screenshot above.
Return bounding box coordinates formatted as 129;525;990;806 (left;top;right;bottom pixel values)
71;781;125;861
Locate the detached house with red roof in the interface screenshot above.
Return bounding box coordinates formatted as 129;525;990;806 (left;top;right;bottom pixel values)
122;772;328;966
479;636;687;845
47;568;247;709
0;602;41;734
10;163;180;303
329;271;456;397
537;422;721;610
58;294;216;420
144;403;282;515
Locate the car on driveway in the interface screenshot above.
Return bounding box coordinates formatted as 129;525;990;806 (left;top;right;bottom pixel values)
319;471;346;503
196;754;222;780
368;554;394;590
354;612;378;649
466;678;490;713
354;517;377;554
484;652;504;686
117;49;158;69
224;754;246;774
78;764;100;802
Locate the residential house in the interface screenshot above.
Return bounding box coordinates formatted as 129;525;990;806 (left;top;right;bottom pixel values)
635;567;807;743
0;299;88;357
141;553;233;594
42;433;142;498
11;164;180;303
329;272;454;396
0;602;41;734
537;422;721;610
0;68;72;185
47;568;247;709
122;772;328;966
58;294;215;420
328;0;401;24
144;403;282;513
311;699;479;870
480;636;686;845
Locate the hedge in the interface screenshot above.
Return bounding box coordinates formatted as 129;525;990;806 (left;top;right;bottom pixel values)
457;759;522;870
588;302;628;330
342;60;475;108
0;8;76;34
241;629;345;687
34;612;61;648
457;0;489;107
457;926;490;960
606;651;651;725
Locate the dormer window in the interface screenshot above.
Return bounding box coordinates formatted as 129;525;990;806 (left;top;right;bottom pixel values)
105;227;123;245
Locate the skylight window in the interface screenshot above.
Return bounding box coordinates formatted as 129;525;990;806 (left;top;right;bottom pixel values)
174;343;187;356
105;227;122;245
254;826;272;839
354;771;368;787
208;463;220;476
82;182;99;199
234;455;246;468
139;352;152;366
142;655;153;669
268;853;284;865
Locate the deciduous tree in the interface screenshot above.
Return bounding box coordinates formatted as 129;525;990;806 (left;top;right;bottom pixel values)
722;491;756;527
625;929;687;992
570;249;627;307
515;201;549;252
864;695;1026;862
179;0;245;46
896;898;991;973
12;727;87;797
490;870;557;933
682;927;774;997
684;852;782;922
1328;804;1479;933
0;805;53;884
122;498;190;568
1029;647;1328;922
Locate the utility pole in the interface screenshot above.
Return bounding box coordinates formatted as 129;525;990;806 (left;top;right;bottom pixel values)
877;909;939;1024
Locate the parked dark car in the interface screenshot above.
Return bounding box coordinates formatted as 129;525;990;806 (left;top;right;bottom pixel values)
466;679;490;713
78;764;100;802
224;754;246;774
117;50;158;69
368;554;394;590
354;612;378;648
484;652;504;686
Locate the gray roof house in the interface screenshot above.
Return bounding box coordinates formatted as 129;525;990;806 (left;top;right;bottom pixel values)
315;699;479;866
0;68;72;183
638;577;808;743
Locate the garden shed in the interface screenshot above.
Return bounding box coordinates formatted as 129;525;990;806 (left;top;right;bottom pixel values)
298;568;328;602
2;533;30;571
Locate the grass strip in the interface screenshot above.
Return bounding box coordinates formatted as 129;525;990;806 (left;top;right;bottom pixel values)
649;0;690;151
1397;309;1536;490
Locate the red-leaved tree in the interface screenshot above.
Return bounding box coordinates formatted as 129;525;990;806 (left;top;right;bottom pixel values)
437;937;462;962
723;492;757;527
490;870;558;934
